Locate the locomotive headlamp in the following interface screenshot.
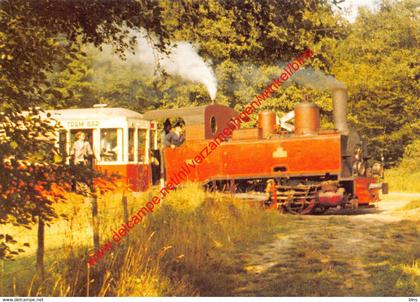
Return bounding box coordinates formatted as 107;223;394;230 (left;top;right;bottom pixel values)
354;146;362;161
359;161;366;176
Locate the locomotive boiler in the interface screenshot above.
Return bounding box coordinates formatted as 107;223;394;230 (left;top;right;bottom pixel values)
144;87;388;214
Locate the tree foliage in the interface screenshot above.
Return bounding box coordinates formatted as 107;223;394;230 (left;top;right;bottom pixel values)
0;108;69;258
162;0;347;67
0;0;417;259
48;0;346;125
332;0;419;165
0;0;182;259
0;0;345;260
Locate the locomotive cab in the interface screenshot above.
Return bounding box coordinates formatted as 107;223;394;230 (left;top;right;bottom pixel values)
49;106;158;191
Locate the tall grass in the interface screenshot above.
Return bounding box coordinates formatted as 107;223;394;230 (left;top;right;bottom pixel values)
384;139;420;193
2;183;280;296
385;169;420;193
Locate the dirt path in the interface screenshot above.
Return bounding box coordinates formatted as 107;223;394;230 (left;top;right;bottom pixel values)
227;193;420;296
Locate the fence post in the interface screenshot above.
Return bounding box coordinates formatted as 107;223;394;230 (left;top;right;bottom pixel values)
91;193;100;251
122;192;129;243
0;259;4;296
86;263;90;297
36;217;45;280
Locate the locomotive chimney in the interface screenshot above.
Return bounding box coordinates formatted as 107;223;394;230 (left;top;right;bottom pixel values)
331;88;349;134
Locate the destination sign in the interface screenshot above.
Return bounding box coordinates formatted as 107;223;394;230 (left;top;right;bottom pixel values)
67;120;100;128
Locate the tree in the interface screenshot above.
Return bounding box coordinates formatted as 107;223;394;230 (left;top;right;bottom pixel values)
162;0;347;67
0;0;347;258
0;108;70;259
332;0;419;165
45;0;347;124
0;0;180;259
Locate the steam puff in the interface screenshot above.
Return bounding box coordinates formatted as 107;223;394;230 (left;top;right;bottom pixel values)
128;34;217;100
159;43;217;100
291;67;346;90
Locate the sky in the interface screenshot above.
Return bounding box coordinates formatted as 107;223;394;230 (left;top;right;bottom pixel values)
336;0;379;22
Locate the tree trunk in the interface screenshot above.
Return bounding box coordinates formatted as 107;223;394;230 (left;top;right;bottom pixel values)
36;218;45;280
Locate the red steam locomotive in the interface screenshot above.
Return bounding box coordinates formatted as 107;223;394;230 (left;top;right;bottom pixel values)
143;87;388;214
50;87;388;214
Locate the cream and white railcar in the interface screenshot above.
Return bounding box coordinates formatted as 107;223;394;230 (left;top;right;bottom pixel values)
48;106;158;191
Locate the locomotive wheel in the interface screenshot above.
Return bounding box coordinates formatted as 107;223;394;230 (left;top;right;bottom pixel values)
284;197;316;215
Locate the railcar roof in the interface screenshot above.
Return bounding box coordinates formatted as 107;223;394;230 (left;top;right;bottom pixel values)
47;107;144;120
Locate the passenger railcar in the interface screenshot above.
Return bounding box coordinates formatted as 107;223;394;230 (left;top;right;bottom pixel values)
49;106;158;191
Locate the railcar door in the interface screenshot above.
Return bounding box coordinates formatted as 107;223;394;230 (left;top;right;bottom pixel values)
69;129;95;168
151;149;161;185
149;126;160;185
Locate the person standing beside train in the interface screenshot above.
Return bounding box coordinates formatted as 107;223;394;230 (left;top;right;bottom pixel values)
69;131;95;192
70;131;94;167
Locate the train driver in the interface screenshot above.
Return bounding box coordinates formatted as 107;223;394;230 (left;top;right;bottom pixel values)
161;119;172;148
164;121;185;149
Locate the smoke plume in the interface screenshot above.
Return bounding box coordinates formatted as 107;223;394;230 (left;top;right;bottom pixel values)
287;66;346;90
125;32;217;100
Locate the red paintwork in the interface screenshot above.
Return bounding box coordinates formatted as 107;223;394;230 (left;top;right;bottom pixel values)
164;132;341;182
354;176;379;204
96;163;150;192
151;103;384;209
318;191;344;206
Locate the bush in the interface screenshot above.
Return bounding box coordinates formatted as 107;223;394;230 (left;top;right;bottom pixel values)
385;139;420;192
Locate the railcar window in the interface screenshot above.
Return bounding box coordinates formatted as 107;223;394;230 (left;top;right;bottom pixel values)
149;129;156;150
128;128;135;162
100;129;118;162
138;128;147;162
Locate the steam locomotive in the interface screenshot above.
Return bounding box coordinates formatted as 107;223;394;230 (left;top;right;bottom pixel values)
143;87;388;214
50;87;388;214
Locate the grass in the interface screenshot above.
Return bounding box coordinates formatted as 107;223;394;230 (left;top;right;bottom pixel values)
1;183;281;296
236;213;420;296
385;169;420;193
397;199;420;211
2;184;419;296
362;219;420;296
384;140;420;193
